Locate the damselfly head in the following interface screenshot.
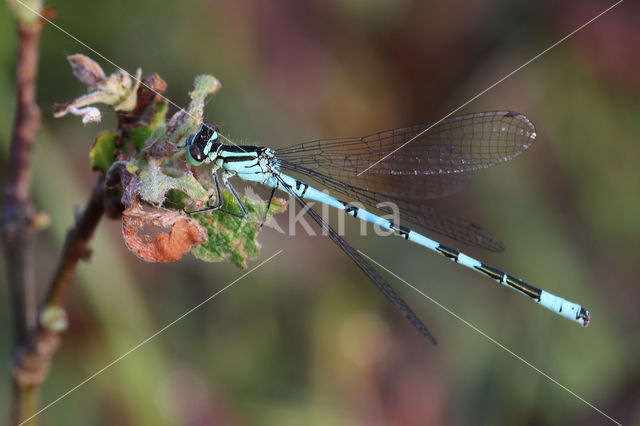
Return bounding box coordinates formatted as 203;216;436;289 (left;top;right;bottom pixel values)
185;123;220;166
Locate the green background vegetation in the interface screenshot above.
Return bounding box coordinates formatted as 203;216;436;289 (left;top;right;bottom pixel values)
1;0;639;424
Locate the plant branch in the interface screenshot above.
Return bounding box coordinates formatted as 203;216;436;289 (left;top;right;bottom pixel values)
3;10;42;347
1;13;44;426
9;177;106;425
44;178;105;307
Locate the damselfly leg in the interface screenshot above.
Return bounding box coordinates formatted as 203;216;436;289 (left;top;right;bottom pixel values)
186;170;249;219
260;187;277;228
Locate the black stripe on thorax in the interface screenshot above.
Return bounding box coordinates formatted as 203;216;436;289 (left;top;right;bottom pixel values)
221;145;263;154
222;155;260;163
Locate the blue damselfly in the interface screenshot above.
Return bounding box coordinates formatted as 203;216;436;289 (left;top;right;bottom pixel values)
184;111;590;344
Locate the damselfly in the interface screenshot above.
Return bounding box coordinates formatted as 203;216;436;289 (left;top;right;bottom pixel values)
184;111;590;344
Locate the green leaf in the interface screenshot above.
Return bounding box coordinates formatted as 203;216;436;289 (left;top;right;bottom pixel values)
152;101;169;127
138;159;210;205
162;189;189;210
191;192;287;268
129;101;170;152
90;131;117;172
130;126;152;151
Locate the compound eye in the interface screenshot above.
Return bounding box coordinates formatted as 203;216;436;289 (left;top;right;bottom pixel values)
189;143;205;162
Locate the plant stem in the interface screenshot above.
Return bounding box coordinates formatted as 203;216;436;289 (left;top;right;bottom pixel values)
1;17;44;426
45;178;105;307
8;178;106;426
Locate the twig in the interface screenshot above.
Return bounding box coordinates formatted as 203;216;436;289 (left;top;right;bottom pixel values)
8;178;106;419
44;178;105;307
3;9;42;347
1;13;44;426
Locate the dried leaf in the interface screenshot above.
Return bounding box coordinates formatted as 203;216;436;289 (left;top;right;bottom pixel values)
54;59;142;121
141;138;181;160
122;204;207;262
106;161;141;208
67;54;106;87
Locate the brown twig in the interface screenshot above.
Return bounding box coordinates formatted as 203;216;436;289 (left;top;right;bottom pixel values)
44;178;106;307
3;12;42;347
1;14;44;426
7;178;106;425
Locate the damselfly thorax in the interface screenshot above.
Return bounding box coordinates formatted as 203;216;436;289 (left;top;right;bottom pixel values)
185;123;279;184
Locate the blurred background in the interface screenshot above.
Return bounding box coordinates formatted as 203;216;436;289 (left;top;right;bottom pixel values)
1;0;639;424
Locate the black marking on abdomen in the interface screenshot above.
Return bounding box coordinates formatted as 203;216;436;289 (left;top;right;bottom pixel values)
436;244;459;261
475;264;543;300
474;264;505;282
389;222;410;239
505;275;541;300
343;202;359;217
578;308;590;325
295;180;309;196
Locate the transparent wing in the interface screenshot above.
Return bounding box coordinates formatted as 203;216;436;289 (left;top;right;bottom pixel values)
275;174;437;344
276;111;536;201
278;161;505;252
